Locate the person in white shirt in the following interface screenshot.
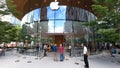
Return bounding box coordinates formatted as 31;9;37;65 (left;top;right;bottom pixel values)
43;44;47;56
83;43;89;68
68;45;72;56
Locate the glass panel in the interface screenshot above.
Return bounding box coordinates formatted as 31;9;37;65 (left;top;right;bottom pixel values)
48;20;54;33
55;20;65;33
33;8;41;21
21;6;96;44
41;20;65;33
47;6;66;20
47;6;66;33
66;6;96;22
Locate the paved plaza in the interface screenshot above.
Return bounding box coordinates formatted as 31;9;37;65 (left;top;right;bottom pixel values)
0;50;120;68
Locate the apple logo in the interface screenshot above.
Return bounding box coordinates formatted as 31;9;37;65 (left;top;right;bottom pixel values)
50;1;59;10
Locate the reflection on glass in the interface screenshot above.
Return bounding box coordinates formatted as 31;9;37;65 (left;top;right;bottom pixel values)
21;6;96;39
47;6;66;33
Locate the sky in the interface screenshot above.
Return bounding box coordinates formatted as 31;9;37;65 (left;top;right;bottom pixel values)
1;0;21;25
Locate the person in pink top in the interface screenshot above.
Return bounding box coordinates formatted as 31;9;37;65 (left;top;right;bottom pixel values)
58;44;64;61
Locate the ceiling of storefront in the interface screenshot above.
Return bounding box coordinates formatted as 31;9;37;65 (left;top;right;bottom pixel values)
6;0;94;20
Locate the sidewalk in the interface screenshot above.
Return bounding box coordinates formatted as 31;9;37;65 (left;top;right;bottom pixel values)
0;50;120;68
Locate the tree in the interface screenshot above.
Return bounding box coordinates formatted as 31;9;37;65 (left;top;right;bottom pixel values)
0;21;21;42
0;0;21;43
83;0;120;57
92;0;120;27
90;0;120;43
97;28;120;42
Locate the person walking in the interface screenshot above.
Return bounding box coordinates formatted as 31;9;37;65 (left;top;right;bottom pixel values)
58;44;64;61
36;43;40;56
52;44;58;61
68;45;72;57
43;44;47;56
83;43;89;68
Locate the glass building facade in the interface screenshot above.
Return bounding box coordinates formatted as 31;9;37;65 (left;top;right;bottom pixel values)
22;6;96;45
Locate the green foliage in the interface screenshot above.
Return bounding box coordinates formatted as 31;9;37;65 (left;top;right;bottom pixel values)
92;0;120;19
0;21;21;42
6;0;22;16
93;0;105;3
0;0;22;43
0;1;10;15
92;5;108;20
0;9;10;15
97;28;120;42
103;11;120;27
0;0;21;16
90;0;120;43
0;2;5;8
82;20;98;28
20;24;27;41
93;0;120;10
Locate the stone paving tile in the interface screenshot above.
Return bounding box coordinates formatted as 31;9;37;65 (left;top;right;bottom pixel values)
0;50;120;68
